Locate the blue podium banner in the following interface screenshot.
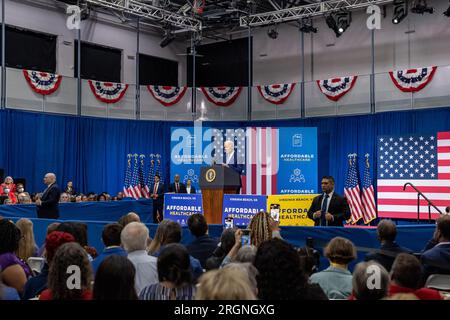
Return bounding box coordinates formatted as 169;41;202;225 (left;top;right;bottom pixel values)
222;195;267;226
163;193;203;226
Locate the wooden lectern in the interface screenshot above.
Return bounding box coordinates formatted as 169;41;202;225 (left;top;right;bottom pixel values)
200;165;241;224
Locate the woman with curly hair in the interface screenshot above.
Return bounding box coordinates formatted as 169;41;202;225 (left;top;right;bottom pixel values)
309;236;356;299
254;238;327;300
248;211;282;247
139;243;195;300
0;219;31;294
39;242;93;300
15;218;39;262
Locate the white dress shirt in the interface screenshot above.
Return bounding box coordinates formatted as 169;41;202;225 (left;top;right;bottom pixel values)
226;151;235;165
127;250;158;295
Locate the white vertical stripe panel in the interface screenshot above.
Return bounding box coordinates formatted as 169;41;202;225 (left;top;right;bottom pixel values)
246;127;252;195
266;127;272;195
256;127;262;195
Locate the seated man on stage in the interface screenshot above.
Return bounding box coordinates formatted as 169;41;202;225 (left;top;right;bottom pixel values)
307;176;350;227
168;174;186;193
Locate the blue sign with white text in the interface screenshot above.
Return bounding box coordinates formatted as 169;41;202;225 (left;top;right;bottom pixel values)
222;195;267;226
163;193;203;226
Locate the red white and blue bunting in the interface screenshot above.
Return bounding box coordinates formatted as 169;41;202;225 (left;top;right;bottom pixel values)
389;66;437;93
317;76;358;102
201;86;242;107
88;80;129;103
257;83;296;105
147;85;188;107
23;69;62;95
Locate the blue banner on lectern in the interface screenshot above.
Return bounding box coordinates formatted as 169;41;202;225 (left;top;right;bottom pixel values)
222;195;267;226
163;193;203;226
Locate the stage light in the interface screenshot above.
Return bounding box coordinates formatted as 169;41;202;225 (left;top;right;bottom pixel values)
326;10;351;37
299;17;317;33
160;32;175;48
267;28;278;39
392;0;408;24
411;0;433;14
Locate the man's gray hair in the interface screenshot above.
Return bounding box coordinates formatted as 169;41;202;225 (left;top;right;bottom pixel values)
121;222;149;253
352;261;389;300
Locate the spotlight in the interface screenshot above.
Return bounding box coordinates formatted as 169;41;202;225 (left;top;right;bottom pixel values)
392;0;408;24
326;10;351;37
160;31;175;48
411;0;433;14
299;17;317;33
267;28;278;39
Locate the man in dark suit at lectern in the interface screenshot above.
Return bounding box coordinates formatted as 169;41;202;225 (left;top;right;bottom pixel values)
36;173;61;219
150;174;164;223
222;140;244;193
307;176;350;226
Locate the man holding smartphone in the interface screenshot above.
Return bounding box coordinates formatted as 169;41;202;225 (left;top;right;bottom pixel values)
307;176;350;226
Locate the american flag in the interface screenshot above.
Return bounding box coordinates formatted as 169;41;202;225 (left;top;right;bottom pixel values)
139;155;149;198
123;155;132;197
344;155;364;223
211;127;279;195
130;154;142;199
377;133;448;219
362;155;377;224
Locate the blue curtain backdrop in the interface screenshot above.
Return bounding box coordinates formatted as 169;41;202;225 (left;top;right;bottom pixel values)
1;107;450;195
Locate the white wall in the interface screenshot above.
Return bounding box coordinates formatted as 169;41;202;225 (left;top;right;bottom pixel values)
4;0;186;84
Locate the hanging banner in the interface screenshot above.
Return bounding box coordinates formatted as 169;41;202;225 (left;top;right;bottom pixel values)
317;76;357;102
163;194;203;226
23;69;62;95
88;80;129;103
257;83;296;105
222;195;267;226
147;85;188;106
201;86;242;106
389;66;437;93
266;194;316;226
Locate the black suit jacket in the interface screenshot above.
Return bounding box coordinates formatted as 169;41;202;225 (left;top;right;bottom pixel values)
186;235;219;269
150;182;165;203
36;183;61;219
307;192;350;226
168;182;187;193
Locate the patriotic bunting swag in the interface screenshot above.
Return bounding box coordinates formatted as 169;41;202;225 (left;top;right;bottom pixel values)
23;70;62;95
88;80;129;103
257;83;296;105
317;76;358;102
201;86;242;107
389;66;437;93
147;86;188;107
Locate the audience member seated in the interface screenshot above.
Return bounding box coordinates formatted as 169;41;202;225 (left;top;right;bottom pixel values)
75;194;83;202
350;261;389;300
87;193;97;202
92;223;127;274
15;218;39;262
0;176;17;204
365;219;413;271
116;192;124;200
118;212;141;227
81;195;88;202
195;266;257;300
248;211;282;247
97;193;107;201
254;238;327;300
234;245;257;264
15;183;25;195
17;192;32;204
59;192;70;203
0;219;32;294
149;220;203;281
22;231;75;300
147;220;172;255
223;262;259;297
389;253;442;300
421;215;450;277
121;222;158;295
93;255;138;300
205;228;236;270
297;247;320;277
39;242;93;300
140;243;196;300
55;222;97;260
186;214;218;268
310;237;356;299
37;222;61;257
0;277;20;300
65;181;75;195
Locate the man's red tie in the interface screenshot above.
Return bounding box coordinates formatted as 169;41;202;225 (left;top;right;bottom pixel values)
176;183;179;193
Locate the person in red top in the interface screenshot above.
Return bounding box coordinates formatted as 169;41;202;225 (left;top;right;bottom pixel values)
0;176;17;204
389;253;442;300
39;242;93;300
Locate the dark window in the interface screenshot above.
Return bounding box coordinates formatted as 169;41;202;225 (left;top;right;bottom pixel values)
74;41;122;82
139;54;178;86
187;37;251;87
0;25;56;72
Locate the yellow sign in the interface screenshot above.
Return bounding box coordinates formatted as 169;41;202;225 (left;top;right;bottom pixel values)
205;168;216;182
267;194;318;226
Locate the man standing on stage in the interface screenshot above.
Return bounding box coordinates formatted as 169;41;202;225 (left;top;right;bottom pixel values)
307;176;350;226
168;174;186;193
223;140;244;193
36;173;61;219
150;174;164;223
